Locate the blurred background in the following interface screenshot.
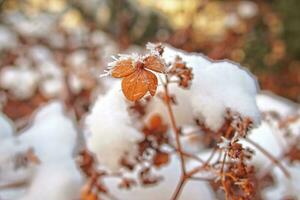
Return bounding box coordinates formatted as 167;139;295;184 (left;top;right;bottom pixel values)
0;0;299;124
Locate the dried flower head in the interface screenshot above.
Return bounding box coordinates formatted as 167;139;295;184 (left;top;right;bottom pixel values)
168;56;193;88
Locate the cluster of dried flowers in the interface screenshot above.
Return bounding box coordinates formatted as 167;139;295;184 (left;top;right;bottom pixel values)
79;43;298;200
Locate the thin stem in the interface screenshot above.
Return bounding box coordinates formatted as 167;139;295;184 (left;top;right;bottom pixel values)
0;180;28;190
181;151;205;164
163;76;187;200
204;147;218;166
169;144;205;164
163;76;187;174
220;150;229;200
190;176;214;182
170;177;187;200
244;137;290;178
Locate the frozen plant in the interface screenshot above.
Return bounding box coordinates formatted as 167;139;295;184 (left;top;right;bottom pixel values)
81;43;297;200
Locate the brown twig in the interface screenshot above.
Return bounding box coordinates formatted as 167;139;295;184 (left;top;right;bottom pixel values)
220;150;229;200
163;75;188;200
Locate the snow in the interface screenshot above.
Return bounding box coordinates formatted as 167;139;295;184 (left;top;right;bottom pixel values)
68;73;83;94
256;92;298;117
0;112;15;139
241;122;283;167
29;45;54;65
40;78;65;98
19;101;77;163
67;50;88;69
0;67;40;100
189;60;260;131
37;62;63;79
0;138;34;189
85;83;142;171
19;162;82;200
0;115;33;199
0;25;17;50
145;84;194;127
15;101;83;200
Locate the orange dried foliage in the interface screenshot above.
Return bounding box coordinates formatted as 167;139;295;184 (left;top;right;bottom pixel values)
148;114;164;130
153;151;170;168
81;187;97;200
143;114;168;137
111;55;165;101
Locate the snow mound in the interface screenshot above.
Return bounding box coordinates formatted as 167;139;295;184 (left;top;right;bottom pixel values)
19;162;82;200
17;101;83;200
85;83;142;171
19;101;77;163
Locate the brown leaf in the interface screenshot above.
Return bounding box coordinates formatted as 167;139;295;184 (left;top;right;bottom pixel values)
121;70;148;101
142;69;158;96
81;185;98;200
111;59;135;78
144;55;165;73
148;114;163;130
118;178;137;189
153;151;169;167
139;167;162;185
81;192;97;200
121;69;157;101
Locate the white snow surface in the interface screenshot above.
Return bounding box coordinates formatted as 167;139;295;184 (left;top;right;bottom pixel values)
0;25;17;50
0;67;40;100
19;162;82;200
256;92;298;117
0;102;83;200
0;112;15;139
19;102;78;163
85;83;142;171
